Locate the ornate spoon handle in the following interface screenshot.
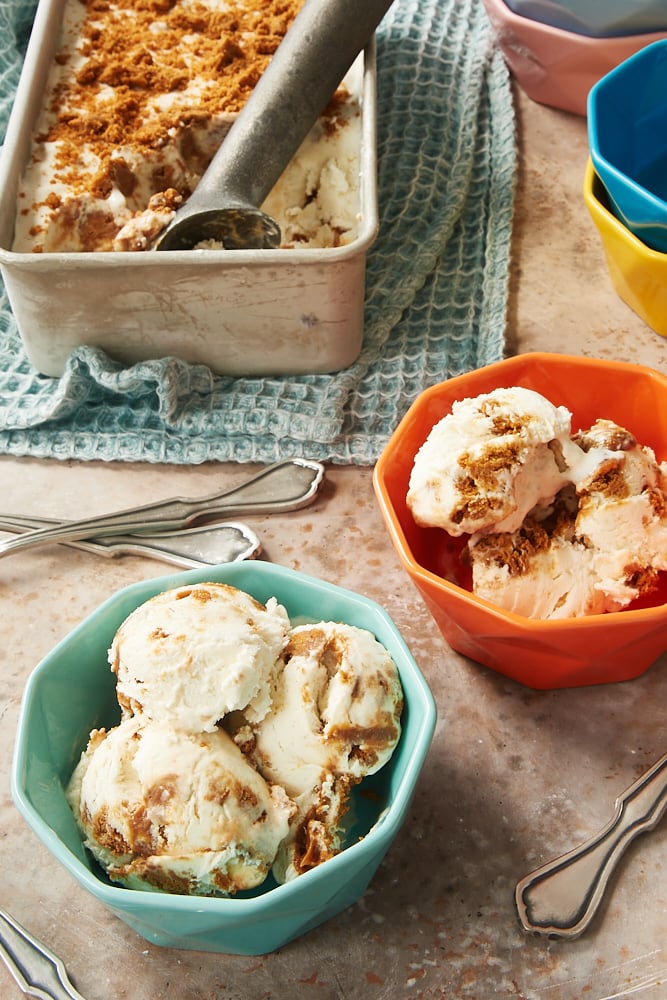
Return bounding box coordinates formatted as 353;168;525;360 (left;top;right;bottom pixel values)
0;515;260;568
0;906;87;999
515;752;667;938
0;458;323;559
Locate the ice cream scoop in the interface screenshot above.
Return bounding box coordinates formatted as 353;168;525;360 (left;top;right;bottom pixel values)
110;582;290;731
250;622;403;882
407;386;584;537
468;417;667;618
155;0;394;251
66;716;295;895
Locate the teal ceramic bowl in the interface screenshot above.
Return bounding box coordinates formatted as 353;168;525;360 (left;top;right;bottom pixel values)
12;561;436;955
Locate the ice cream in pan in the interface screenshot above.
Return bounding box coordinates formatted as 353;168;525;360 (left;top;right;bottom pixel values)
13;0;365;253
66;583;403;895
407;387;667;620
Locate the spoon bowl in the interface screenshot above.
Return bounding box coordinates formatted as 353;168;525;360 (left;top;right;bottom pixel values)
0;517;262;569
157;207;281;253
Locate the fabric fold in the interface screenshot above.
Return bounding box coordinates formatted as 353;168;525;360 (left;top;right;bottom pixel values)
0;0;516;466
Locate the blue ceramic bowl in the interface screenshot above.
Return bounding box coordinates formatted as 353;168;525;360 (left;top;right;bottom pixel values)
12;561;436;955
588;39;667;252
505;0;667;37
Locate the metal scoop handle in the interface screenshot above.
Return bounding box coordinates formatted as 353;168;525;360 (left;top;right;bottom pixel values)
196;0;393;208
0;458;324;560
515;752;667;938
157;0;393;249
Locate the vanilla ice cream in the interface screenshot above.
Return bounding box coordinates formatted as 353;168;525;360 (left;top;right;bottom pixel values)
407;386;585;536
110;582;290;731
409;389;667;620
66;716;295;895
467;491;606;618
571;419;667;610
12;0;363;253
249;622;403;883
68;584;405;895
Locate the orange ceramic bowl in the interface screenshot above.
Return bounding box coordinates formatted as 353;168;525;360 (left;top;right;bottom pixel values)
482;0;667;116
373;352;667;690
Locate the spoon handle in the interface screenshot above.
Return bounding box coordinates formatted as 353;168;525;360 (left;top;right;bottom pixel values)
0;905;87;999
0;458;324;560
0;516;260;568
515;752;667;938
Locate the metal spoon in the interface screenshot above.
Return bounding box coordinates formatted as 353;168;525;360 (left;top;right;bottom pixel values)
0;516;261;568
0;905;86;999
155;0;394;251
515;752;667;938
0;457;324;560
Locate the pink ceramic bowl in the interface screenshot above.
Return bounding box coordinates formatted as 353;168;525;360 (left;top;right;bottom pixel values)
482;0;667;116
505;0;667;38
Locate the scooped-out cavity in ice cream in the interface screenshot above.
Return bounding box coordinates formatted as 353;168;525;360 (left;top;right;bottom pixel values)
407;386;667;620
66;582;403;896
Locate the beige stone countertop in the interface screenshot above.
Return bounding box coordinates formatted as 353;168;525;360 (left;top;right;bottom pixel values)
3;83;667;1000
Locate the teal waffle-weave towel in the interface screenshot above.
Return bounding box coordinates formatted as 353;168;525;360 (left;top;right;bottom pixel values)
0;0;516;466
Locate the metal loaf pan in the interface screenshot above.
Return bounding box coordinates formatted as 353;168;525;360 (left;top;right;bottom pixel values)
0;0;377;378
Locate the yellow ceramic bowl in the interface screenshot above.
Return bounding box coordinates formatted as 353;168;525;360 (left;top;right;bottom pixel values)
583;157;667;337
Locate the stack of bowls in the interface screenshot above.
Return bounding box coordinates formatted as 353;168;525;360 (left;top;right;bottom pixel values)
586;39;667;337
482;0;667;116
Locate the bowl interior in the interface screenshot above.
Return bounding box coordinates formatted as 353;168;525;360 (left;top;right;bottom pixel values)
13;561;436;907
504;0;667;37
375;353;667;606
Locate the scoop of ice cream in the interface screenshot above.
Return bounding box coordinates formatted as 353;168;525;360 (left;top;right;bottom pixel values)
407;386;585;536
249;622;403;882
469;419;667;618
253;622;403;789
574;419;667;496
66;716;295;896
109;582;289;731
468;499;606;619
573;420;667;608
